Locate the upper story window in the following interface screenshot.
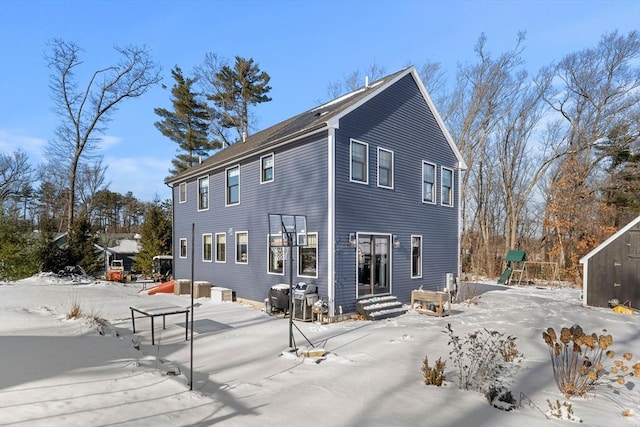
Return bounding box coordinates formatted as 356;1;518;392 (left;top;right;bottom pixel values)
179;238;187;258
202;233;212;262
261;153;274;183
179;182;187;203
411;235;422;278
441;167;454;207
377;148;394;189
215;233;226;263
422;162;436;204
298;232;318;278
198;176;209;210
226;165;240;206
350;139;368;184
236;231;248;264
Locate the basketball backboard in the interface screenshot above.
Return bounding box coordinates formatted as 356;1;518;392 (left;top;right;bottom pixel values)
268;214;308;247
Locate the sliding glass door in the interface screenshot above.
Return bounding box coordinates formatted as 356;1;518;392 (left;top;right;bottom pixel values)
357;234;390;297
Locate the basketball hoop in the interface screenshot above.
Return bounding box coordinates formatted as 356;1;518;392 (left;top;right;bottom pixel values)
271;246;287;262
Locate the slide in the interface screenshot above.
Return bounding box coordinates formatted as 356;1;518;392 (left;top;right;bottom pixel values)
147;280;175;295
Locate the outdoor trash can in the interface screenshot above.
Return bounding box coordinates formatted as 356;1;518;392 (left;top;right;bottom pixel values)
268;284;290;314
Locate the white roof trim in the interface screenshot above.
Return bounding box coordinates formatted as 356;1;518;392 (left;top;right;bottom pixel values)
579;215;640;264
326;66;467;170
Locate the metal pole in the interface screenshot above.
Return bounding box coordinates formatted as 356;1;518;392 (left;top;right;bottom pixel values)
288;233;294;349
189;222;195;390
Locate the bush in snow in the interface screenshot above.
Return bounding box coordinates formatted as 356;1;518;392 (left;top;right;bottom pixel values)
546;399;581;423
445;323;521;399
542;324;636;399
421;356;446;386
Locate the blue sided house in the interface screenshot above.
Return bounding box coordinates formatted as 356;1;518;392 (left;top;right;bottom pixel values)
165;66;467;319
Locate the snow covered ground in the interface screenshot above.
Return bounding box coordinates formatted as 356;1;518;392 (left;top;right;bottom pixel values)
0;274;638;426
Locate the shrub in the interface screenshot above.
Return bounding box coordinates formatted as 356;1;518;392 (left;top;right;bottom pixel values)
445;323;521;394
542;324;635;398
546;399;581;422
66;302;82;319
422;356;446;386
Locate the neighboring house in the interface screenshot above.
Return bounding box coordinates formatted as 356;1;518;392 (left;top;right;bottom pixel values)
165;67;467;317
103;234;142;273
579;215;640;309
38;231;141;273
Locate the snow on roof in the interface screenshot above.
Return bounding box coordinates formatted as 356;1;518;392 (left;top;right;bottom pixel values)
108;239;141;254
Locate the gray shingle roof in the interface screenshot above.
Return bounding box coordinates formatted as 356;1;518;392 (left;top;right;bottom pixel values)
165;67;411;184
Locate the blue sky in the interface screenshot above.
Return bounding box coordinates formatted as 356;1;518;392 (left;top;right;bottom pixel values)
1;0;638;202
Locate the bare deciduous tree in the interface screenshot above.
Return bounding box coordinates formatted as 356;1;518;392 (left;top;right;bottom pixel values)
45;39;161;231
326;62;388;99
538;30;640;275
0;150;33;209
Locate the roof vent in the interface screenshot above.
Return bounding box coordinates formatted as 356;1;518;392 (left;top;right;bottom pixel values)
242;130;247;142
365;76;369;88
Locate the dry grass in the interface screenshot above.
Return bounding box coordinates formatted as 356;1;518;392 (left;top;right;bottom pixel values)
422;356;446;386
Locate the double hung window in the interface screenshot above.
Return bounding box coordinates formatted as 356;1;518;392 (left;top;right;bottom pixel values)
226;166;240;205
377;148;394;188
261;154;274;183
422;162;436;203
215;233;226;262
179;238;187;258
442;167;454;206
179;182;187;203
198;176;209;210
298;233;318;278
350;140;368;184
236;231;248;263
202;234;212;261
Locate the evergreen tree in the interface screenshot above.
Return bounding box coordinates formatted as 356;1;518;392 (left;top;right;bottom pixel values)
0;215;39;280
155;66;219;176
597;117;640;224
66;214;101;275
36;230;69;274
207;56;272;145
136;200;172;275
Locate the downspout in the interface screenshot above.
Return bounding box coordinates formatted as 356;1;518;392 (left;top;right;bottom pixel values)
457;165;463;281
327;127;336;318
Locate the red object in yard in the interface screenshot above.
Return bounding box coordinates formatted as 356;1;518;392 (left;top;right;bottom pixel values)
147;280;175;295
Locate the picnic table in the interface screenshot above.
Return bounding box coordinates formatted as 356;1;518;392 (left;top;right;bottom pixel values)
130;304;189;345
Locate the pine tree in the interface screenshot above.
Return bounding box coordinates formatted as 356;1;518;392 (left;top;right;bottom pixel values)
207;56;272;145
154;66;219;176
66;214;101;275
136;200;172;275
596;117;640;224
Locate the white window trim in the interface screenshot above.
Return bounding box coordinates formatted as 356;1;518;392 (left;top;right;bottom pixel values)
179;238;187;259
422;161;437;204
197;175;209;211
260;153;274;184
266;235;285;276
226;165;241;206
377;147;394;189
349;139;369;185
411;234;423;279
441;166;454;207
179;182;187;204
235;231;248;264
202;233;212;262
298;232;318;278
215;232;226;263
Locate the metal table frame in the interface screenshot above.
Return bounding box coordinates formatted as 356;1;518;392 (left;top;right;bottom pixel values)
130;304;189;345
